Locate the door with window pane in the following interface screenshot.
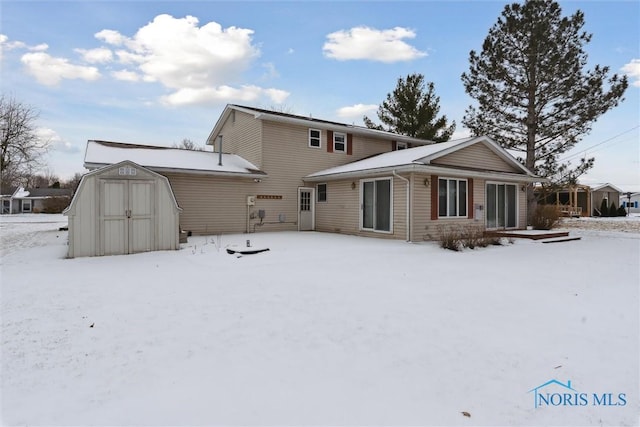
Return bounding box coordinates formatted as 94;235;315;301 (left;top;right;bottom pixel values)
486;183;517;229
298;188;314;231
362;179;391;232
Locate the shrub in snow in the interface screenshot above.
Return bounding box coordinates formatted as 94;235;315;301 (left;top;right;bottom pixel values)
600;198;609;217
532;205;560;230
617;205;628;217
609;201;618;217
438;226;463;251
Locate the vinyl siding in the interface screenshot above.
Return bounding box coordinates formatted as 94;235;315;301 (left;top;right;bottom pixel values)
411;173;486;241
216;110;263;168
432;143;522;173
315;176;407;240
165;173;257;235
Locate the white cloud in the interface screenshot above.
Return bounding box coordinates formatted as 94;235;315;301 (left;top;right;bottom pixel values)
160;84;289;107
111;69;141;82
75;47;113;64
336;103;378;119
36;128;81;153
95;29;128;46
99;15;259;89
0;34;24;60
621;59;640;87
21;51;101;86
323;26;427;63
91;14;287;106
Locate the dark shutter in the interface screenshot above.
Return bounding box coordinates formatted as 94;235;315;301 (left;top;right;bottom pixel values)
347;133;353;155
431;175;438;220
468;178;474;219
392;141;397;151
327;130;333;153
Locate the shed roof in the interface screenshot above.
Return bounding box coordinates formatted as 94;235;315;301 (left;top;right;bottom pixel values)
84;140;266;178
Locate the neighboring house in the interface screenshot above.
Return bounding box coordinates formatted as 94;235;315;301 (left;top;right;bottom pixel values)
536;182;623;217
1;187;73;214
83;104;542;241
620;192;640;214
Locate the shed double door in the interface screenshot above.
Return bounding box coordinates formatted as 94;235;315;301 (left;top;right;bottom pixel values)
100;179;155;255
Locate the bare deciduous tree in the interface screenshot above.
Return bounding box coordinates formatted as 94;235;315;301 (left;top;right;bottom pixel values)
0;95;49;190
173;138;204;151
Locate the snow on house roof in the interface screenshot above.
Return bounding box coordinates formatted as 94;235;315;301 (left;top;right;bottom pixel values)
589;183;624;193
207;104;436;147
84;140;266;177
306;136;537;180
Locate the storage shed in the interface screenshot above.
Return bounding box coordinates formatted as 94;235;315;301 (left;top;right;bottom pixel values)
64;161;182;258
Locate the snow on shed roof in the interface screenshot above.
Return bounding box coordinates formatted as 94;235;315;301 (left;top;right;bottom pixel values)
84;140;266;177
306;136;536;179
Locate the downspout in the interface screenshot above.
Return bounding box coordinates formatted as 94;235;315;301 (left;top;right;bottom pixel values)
393;170;411;242
217;135;223;166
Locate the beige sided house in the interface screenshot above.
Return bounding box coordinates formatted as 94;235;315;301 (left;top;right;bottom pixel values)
83;104;542;242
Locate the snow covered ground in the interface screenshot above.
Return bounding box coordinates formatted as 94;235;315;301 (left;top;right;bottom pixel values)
1;214;638;426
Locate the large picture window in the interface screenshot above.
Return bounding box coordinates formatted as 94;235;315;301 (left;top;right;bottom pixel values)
438;178;467;217
361;178;392;232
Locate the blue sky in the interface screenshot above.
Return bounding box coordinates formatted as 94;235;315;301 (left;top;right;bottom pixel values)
1;1;638;191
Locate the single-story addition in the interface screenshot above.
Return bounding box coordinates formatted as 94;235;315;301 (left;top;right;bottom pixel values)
81;104;542;242
304;136;541;241
1;187;73;214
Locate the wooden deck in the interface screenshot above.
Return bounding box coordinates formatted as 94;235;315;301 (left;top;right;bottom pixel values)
485;229;570;240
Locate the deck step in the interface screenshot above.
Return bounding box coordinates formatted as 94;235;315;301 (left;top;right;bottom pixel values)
541;237;582;244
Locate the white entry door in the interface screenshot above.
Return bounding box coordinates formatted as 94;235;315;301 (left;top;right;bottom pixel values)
298;187;315;231
100;179;155;255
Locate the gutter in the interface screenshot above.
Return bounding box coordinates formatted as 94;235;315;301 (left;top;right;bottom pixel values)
393;170;411;242
305;163;546;184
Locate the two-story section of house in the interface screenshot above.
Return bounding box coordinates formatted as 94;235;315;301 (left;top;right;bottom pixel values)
202;105;432;235
83;104;543;242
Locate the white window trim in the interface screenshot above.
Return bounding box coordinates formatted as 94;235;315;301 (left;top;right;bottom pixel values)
309;128;321;149
359;177;394;234
22;200;32;212
317;183;327;203
333;132;346;153
438;177;468;218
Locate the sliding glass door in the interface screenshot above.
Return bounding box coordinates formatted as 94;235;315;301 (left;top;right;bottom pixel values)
486;183;517;229
362;178;392;232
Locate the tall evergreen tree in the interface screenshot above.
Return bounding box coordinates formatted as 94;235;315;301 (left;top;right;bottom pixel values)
461;0;628;219
364;73;455;142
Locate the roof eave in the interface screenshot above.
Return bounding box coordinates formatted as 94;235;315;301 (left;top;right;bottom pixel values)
305;164;546;183
84;161;267;179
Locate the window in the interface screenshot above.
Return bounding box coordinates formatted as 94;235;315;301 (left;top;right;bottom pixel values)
317;183;327;202
396;142;407;150
309;128;321;148
438;178;467;217
334;132;346;152
361;178;392;232
22;200;32;213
